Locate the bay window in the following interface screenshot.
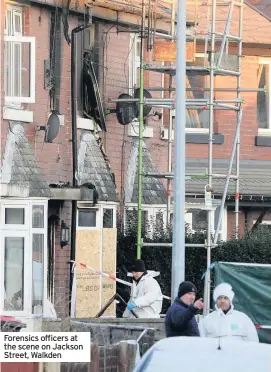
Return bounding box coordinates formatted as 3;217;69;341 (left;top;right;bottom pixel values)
0;200;47;318
185;205;227;242
125;205;167;237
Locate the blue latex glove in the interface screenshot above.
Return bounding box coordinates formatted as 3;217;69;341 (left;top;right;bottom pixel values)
127;301;136;311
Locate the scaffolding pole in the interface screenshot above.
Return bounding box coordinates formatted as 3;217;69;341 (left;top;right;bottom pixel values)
166;0;176;225
171;0;186;301
203;0;216;317
136;0;146;259
143;87;266;92
235;1;243;238
136;1;244;311
213;1;244;244
213;108;242;245
142;243;207;248
108;0;245;308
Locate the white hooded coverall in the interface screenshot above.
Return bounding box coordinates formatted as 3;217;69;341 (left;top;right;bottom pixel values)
123;273;163;319
199;283;259;342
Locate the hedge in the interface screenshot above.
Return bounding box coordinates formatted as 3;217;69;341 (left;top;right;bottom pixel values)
116;212;271;317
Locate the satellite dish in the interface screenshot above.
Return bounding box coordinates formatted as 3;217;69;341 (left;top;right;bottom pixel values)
134;88;153;118
116;93;137;125
45;112;60;143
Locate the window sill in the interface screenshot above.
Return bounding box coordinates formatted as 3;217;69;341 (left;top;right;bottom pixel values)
3;106;33;123
77;117;95;131
255;135;271;147
128;122;153;138
186;133;224;144
161;128;223;144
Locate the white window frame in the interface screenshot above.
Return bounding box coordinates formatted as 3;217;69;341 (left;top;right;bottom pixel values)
77;207;101;230
129;34;141;94
124;204;167;237
77;204;117;230
0;200;48;318
4;36;36;104
31;202;48;316
258;59;271;135
1;230;31;318
185;53;209;134
0;203;30;231
4;5;36;104
101;205;117;229
253;219;271;227
184;204;227;242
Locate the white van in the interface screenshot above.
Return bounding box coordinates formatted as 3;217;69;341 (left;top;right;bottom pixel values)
134;336;271;372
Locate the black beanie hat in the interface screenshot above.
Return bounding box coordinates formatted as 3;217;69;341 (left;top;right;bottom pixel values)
131;259;146;272
178;281;197;298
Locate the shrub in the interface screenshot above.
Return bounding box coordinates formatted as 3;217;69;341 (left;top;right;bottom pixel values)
116;213;271;316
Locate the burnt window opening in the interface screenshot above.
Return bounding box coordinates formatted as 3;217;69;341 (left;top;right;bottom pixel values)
77;23;106;130
77;23;96;113
82;52;106;131
48;10;62;112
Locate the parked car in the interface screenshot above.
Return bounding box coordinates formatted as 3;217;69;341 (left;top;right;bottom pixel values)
134;336;271;372
0;315;26;332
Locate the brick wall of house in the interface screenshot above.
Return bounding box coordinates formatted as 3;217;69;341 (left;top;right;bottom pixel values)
102;34;271;191
227;209;271;239
26;6;79;317
98;21;271;247
0;4;78;317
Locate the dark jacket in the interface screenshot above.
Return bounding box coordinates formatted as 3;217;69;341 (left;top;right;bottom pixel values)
165;298;200;337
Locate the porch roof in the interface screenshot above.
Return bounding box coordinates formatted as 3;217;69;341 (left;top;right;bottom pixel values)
0;122;52;198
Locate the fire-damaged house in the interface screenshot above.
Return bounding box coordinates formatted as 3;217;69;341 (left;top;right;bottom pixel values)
0;0;175;323
2;0;271;325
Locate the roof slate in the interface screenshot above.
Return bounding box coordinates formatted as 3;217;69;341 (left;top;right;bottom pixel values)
185;158;271;197
77;131;119;202
131;139;168;205
1;122;52;198
245;1;271;21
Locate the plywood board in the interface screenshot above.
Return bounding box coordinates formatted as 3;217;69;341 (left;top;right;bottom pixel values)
102;228;117;316
153;40;195;62
75;230;101;318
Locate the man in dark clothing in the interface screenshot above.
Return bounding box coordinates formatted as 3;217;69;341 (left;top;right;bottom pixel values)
165;281;204;337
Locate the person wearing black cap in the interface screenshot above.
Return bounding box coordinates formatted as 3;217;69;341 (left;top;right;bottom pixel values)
165;281;204;337
122;259;163;318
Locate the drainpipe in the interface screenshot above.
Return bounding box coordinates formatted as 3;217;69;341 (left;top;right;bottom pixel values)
69;15;92;316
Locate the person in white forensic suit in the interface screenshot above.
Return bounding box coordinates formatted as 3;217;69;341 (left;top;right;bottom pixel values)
122;259;163;319
199;282;259;342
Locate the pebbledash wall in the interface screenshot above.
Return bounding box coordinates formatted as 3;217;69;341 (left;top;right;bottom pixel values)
2;0;271;319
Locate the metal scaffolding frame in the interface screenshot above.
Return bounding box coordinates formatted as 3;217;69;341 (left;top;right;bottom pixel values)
111;0;249;313
151;0;244;314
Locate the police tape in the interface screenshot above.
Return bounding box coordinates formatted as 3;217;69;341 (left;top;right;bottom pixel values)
255;325;271;329
69;260;171;301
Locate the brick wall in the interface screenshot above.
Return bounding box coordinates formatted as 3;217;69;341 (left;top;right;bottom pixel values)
0;4;77;317
53;201;72;318
227;209;271;239
101;36;271;182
